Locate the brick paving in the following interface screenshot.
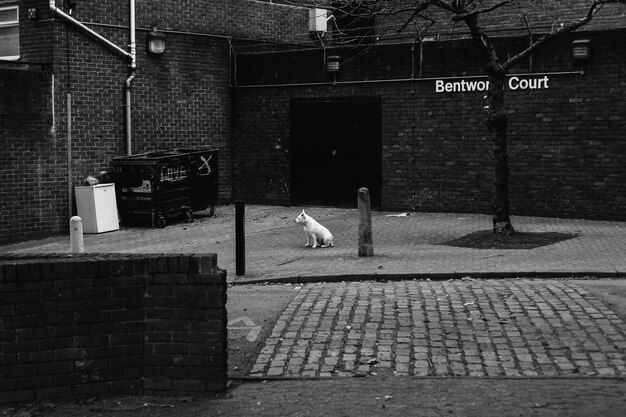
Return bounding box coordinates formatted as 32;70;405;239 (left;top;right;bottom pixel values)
3;206;626;415
250;280;626;378
2;205;625;282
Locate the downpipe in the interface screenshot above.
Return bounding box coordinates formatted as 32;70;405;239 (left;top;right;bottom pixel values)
126;0;137;155
125;72;136;156
48;0;136;155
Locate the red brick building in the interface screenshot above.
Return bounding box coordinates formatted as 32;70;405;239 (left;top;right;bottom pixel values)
1;1;625;243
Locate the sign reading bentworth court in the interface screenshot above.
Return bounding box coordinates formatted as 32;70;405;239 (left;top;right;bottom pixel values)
435;76;550;93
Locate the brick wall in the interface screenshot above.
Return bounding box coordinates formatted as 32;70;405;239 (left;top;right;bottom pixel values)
0;63;64;244
232;30;626;220
49;18;233;209
1;0;308;244
4;0;625;244
0;253;227;405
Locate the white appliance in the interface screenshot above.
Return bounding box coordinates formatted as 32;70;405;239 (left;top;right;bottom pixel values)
75;184;120;233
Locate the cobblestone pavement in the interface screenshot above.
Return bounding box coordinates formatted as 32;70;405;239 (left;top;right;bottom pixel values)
250;280;626;378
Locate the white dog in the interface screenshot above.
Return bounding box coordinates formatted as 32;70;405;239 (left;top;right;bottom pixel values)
294;210;334;248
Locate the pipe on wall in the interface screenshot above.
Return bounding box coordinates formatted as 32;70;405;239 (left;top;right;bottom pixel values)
232;70;585;89
49;0;137;224
48;0;136;156
126;0;136;155
48;1;133;61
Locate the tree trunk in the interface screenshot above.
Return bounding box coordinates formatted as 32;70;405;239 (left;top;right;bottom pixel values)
463;14;516;236
486;66;515;235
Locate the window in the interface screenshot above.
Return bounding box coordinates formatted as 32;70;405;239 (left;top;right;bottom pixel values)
0;5;19;60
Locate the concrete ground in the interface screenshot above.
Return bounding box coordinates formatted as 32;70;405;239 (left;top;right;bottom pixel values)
15;378;626;417
1;205;625;416
2;204;625;281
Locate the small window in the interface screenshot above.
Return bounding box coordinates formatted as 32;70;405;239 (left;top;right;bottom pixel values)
0;5;19;60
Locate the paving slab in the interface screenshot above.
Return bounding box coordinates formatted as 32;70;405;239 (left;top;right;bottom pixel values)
1;205;625;282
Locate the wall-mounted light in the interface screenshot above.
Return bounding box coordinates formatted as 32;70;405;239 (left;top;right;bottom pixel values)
572;39;591;61
326;55;340;73
147;27;166;55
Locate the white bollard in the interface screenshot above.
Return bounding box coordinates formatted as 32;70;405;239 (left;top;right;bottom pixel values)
70;216;85;253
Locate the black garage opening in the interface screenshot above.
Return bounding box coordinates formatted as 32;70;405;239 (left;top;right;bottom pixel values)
290;98;382;208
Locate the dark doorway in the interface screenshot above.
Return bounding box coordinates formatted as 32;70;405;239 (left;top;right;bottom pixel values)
290;98;381;208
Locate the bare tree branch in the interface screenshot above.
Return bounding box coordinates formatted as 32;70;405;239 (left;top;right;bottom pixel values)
521;11;531;37
398;3;431;32
503;0;624;70
452;1;512;22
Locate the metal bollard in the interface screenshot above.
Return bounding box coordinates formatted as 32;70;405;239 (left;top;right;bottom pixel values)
70;216;85;253
235;201;245;276
358;187;374;257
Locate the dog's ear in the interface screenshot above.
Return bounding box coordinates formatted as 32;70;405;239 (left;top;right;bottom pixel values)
301;210;306;215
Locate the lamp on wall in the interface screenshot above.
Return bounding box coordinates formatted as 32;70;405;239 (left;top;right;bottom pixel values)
326;55;340;73
572;39;591;61
147;27;166;55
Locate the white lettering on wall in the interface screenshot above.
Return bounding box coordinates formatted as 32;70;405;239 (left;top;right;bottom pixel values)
508;75;549;90
435;76;550;93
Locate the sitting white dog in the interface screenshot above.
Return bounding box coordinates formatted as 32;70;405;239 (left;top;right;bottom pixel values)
294;210;334;248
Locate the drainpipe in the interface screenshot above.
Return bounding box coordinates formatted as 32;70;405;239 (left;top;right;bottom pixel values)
126;0;136;155
48;0;136;155
49;1;133;61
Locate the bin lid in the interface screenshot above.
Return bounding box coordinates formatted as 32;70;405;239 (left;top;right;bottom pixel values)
111;149;218;163
111;151;184;161
75;183;116;189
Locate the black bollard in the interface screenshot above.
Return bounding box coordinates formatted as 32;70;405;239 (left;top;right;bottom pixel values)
236;201;245;276
358;187;374;257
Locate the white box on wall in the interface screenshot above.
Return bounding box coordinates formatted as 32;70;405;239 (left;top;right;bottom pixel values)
75;184;120;233
309;8;328;32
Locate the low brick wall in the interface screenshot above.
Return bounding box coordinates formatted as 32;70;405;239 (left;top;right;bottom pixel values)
0;253;227;405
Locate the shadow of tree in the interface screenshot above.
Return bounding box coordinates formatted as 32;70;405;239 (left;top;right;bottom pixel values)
440;231;579;250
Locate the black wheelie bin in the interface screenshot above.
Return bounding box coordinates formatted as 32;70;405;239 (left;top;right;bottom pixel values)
110;149;218;227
